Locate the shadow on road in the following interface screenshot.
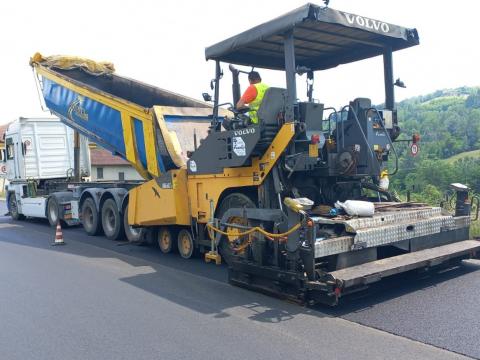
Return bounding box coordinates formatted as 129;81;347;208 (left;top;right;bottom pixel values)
1;214;480;323
0;216;318;322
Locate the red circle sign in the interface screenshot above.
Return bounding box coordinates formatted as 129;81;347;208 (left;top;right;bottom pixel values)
0;165;6;173
411;143;419;156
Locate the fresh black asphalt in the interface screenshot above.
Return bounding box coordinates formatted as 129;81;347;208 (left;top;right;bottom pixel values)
0;200;477;359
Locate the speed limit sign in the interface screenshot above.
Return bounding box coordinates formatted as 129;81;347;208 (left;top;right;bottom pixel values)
411;143;419;156
0;164;6;176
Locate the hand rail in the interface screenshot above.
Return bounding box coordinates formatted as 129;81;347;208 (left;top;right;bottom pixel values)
321;107;337;135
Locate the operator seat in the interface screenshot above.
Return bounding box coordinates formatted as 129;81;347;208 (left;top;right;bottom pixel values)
256;87;286;149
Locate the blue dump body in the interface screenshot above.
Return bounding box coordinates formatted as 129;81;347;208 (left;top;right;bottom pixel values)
35;66;214;178
42;76;127;157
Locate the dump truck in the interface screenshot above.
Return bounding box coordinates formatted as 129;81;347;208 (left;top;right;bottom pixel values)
23;3;480;306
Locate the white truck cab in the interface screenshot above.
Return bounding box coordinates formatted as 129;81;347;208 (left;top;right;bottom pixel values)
3;117;90;221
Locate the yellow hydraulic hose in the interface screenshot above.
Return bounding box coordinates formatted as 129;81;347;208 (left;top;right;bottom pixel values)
206;222;302;241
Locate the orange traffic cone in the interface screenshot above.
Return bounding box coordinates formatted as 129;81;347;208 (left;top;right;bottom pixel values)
52;221;66;246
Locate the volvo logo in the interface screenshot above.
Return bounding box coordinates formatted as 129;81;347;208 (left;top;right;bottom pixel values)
233;128;255;136
344;13;390;33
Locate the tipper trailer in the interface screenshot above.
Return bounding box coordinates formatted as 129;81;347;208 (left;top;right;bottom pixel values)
17;3;480;305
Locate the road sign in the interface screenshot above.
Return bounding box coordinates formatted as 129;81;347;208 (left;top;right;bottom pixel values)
0;164;6;178
411;143;419;156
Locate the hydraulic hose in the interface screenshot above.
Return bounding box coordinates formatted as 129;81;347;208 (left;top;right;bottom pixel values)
206;222;301;240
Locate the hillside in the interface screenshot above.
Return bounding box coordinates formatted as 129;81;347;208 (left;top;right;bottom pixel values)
444;149;480;164
389;86;480;204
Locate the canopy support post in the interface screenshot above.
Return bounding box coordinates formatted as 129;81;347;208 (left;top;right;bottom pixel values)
284;31;297;122
383;47;394;110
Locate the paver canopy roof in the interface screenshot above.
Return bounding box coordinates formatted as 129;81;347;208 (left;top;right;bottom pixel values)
205;3;419;70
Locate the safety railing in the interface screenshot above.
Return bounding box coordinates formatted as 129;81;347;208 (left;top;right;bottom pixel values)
321;107;338;135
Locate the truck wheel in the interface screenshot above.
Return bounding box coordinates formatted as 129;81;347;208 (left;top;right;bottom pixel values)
158;227;176;253
8;193;25;221
46;197;60;227
81;197;102;236
216;193;256;265
177;229;194;259
101;198;125;241
123;206;145;243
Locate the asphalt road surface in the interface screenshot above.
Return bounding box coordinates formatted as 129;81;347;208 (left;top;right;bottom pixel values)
0;200;479;360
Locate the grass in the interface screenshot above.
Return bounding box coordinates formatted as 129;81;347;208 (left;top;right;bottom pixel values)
470;220;480;238
444;149;480;164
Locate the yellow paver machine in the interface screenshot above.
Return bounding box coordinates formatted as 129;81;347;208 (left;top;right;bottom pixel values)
30;4;480;305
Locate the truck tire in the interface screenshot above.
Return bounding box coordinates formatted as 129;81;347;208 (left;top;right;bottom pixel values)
101;198;124;241
46;197;60;227
8;193;25;221
123;206;145;243
177;229;194;259
81;197;102;236
158;227;176;253
216;193;256;265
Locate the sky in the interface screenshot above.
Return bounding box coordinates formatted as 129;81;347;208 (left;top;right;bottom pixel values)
0;0;479;124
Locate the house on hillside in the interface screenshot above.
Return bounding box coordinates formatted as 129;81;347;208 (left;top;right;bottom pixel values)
90;146;143;181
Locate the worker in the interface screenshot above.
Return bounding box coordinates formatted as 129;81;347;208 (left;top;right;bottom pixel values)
236;71;269;124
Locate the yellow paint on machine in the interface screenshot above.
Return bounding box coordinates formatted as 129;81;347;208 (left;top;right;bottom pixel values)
129;122;295;226
128;169;191;226
187;123;295;222
120;112;150;179
142;119;160;176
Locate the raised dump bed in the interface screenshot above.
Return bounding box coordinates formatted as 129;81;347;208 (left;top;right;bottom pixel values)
30;53;217;179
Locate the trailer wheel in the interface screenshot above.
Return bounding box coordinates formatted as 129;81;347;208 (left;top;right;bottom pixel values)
8;193;25;221
158;227;176;253
81;197;102;236
101;198;125;241
177;229;194;259
46;197;60;227
123;206;145;243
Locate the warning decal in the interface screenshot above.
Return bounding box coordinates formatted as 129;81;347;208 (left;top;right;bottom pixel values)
233;136;246;156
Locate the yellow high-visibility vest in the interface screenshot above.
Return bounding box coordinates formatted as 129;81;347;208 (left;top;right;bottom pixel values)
249;83;269;124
